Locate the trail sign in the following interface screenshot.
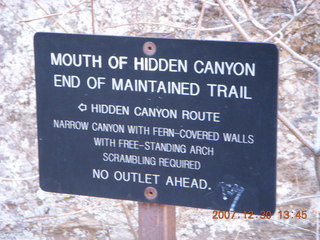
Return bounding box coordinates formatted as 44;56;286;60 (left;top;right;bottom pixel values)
34;33;278;214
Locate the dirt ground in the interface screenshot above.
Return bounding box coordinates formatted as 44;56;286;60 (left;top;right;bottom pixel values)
0;0;319;239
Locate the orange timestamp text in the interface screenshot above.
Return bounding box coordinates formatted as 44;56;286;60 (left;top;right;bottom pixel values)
212;210;308;220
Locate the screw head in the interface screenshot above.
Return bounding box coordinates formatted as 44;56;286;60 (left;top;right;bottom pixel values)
143;41;157;56
144;186;158;200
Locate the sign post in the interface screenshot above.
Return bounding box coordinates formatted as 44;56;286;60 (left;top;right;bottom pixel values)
138;203;176;240
137;33;176;240
34;33;278;232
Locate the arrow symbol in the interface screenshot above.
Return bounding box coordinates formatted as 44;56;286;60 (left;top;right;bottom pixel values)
78;103;87;112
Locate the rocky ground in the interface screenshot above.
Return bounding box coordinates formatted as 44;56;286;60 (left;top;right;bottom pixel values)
0;0;319;239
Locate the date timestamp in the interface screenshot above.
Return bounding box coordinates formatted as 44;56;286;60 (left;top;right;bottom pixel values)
212;210;308;220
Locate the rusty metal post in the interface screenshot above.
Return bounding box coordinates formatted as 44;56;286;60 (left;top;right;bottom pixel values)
138;32;176;240
138;202;176;240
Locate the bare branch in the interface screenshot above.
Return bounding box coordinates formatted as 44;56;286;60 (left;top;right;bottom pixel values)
201;0;218;7
103;20;248;32
264;0;316;42
289;0;297;15
5;4;37;32
278;194;320;205
18;11;68;23
279;58;293;65
193;2;206;39
32;0;69;33
214;0;251;41
22;204;100;221
91;0;95;34
239;0;319;71
0;175;39;181
121;203;138;240
278;112;315;153
264;218;316;235
213;0;318;152
317;211;320;240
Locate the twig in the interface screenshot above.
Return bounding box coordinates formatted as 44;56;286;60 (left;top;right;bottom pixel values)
19;203;127;223
314;72;320;185
7;136;36;162
91;0;95;34
264;0;315;42
32;0;68;33
201;0;218;7
193;2;206;39
278;112;315;153
317;210;319;240
278;194;320;205
22;205;99;221
215;0;316;151
264;218;316;235
315;72;320;152
124;6;140;13
103;20;248;32
215;0;320;188
227;1;246;19
121;203;138;240
234;231;240;240
0;175;39;181
239;0;319;71
239;0;268;30
215;0;251;41
5;4;37;32
217;0;319;153
289;0;297;15
53;0;89;32
279;58;293;65
315;155;320;189
18;11;68;23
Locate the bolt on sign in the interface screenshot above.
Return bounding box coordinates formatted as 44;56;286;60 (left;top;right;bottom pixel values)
34;33;278;214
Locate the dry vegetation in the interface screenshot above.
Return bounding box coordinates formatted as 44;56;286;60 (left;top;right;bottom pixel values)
0;0;319;239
